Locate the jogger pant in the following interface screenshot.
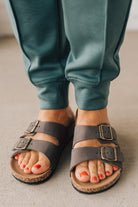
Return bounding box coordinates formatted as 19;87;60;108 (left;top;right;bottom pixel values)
5;0;132;110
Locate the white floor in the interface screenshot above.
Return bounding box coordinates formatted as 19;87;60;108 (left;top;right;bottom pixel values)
0;32;138;207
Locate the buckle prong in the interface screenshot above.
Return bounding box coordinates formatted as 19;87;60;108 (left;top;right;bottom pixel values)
101;146;117;161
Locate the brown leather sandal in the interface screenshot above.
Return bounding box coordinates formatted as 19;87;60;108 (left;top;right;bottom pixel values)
10;119;75;184
70;114;124;193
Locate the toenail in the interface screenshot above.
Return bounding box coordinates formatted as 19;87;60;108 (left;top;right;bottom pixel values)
99;174;103;179
106;171;110;175
80;171;89;177
113;165;118;169
34;164;41;169
92;176;97;181
22;164;26;168
25;167;29;170
15;154;19;158
20;161;22;165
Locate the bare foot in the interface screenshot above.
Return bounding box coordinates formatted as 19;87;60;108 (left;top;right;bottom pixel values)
74;108;119;183
14;106;75;174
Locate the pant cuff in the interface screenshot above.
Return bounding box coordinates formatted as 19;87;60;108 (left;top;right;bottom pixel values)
72;80;110;110
36;80;69;109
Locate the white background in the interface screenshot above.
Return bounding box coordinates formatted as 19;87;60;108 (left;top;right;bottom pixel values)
127;0;138;30
0;0;138;36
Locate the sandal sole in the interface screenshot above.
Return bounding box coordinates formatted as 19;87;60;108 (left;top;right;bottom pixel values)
71;168;122;194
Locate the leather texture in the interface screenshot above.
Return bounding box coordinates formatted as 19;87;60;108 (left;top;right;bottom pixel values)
70;123;124;171
21;120;67;143
70;146;124;171
73;123;118;146
5;0;132;110
11;120;75;171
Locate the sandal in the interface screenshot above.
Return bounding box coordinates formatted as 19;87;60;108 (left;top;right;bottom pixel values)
10;119;75;184
70;111;124;193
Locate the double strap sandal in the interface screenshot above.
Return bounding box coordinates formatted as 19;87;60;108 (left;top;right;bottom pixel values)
10;119;75;184
70;122;124;194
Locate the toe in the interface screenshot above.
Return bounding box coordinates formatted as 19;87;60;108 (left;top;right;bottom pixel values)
31;152;50;174
20;151;31;170
14;153;20;160
25;150;39;173
105;163;113;176
24;166;32;174
31;161;49;175
88;160;99;183
113;165;118;171
75;161;90;183
18;152;26;167
97;160;106;180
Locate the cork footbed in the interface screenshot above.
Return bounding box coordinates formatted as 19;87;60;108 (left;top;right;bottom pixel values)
71;168;121;193
10;158;52;183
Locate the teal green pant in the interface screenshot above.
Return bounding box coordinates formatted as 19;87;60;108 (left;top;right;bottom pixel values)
5;0;132;110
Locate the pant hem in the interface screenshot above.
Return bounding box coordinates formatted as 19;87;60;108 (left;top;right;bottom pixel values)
71;80;110;110
36;80;69;109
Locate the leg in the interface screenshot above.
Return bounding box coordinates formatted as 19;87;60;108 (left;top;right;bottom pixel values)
5;0;75;176
5;0;70;109
61;0;132;184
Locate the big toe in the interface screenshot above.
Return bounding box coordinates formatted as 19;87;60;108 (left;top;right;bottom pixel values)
75;161;90;183
31;152;50;175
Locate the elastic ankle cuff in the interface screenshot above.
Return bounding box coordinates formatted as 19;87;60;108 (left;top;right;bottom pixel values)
36;80;69;109
72;80;110;110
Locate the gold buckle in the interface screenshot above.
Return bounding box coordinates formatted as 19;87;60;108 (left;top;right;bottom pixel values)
101;146;117;161
14;137;32;150
25;120;39;134
99;124;113;140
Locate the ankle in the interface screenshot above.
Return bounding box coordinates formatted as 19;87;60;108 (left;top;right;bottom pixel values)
37;106;75;126
76;108;110;126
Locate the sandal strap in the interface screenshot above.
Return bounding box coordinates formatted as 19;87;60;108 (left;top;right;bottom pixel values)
11;138;60;170
21;120;68;144
73;123;118;146
70;146;124;171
